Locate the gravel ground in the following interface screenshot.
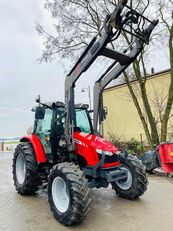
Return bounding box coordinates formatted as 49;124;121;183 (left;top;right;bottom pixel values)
0;152;173;231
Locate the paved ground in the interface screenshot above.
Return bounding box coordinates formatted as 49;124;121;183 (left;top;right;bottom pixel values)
0;152;173;231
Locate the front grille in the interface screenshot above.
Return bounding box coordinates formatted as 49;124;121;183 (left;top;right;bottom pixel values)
98;154;119;163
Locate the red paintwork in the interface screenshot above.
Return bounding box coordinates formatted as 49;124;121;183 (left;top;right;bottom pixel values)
159;143;173;173
74;132;120;167
20;132;120;168
20;134;47;163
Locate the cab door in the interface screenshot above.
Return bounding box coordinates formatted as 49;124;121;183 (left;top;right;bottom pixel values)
35;108;53;156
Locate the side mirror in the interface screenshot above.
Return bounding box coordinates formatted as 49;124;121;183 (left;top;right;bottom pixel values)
35;106;45;120
102;107;108;120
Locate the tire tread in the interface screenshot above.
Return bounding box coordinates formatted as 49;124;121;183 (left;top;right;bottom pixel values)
48;162;91;226
112;154;148;200
12;142;40;195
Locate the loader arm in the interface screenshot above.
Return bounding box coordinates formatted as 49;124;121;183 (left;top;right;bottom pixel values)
93;26;155;134
93;18;158;134
64;0;158;151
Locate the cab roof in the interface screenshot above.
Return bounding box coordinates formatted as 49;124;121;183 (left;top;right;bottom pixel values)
31;101;89;112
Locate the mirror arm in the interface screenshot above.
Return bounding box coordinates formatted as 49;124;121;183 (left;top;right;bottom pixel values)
40;102;52;110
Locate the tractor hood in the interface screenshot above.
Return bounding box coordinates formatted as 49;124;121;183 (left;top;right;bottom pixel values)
74;132;118;153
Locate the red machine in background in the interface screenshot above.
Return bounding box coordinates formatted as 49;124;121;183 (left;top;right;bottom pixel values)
159;143;173;174
141;142;173;175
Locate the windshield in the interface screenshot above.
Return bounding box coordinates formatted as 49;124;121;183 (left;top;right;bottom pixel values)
39;107;92;135
76;109;91;134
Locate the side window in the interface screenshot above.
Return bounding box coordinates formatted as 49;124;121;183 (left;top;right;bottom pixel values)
36;109;53;134
76;110;91;133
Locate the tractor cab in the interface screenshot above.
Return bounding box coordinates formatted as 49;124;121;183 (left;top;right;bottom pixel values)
32;101;93;162
32;100;120;169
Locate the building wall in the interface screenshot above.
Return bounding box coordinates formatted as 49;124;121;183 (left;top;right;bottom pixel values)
0;140;19;152
103;70;173;143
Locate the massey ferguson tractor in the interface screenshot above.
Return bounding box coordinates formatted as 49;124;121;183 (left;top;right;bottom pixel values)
12;0;158;226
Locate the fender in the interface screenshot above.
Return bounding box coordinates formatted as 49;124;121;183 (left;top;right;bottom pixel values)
20;134;47;163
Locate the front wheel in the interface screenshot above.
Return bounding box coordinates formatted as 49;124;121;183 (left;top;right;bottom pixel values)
48;162;91;226
111;155;148;200
12;143;40;195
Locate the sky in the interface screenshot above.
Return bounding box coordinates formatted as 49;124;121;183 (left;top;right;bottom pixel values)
0;0;170;138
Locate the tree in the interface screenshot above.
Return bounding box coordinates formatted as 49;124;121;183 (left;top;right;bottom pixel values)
122;0;173;145
159;0;173;142
38;0;173;147
37;0;151;61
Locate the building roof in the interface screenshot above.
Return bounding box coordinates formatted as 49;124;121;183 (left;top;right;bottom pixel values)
104;68;171;92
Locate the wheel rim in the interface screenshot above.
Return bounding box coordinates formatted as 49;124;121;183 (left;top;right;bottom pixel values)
52;177;70;213
16;153;26;184
115;166;133;190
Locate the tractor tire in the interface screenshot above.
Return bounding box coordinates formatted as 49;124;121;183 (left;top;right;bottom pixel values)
48;162;91;226
111;154;148;200
12;142;40;195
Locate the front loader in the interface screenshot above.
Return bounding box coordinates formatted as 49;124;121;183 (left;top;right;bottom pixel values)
12;0;158;226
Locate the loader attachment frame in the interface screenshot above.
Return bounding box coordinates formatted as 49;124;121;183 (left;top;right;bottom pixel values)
64;0;158;151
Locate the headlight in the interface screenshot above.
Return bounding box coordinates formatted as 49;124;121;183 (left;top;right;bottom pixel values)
96;149;113;156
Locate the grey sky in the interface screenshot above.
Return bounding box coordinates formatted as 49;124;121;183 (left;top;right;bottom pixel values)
0;0;170;138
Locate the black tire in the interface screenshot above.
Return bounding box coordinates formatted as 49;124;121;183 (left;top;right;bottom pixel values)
111;155;148;200
48;162;91;226
12;142;40;195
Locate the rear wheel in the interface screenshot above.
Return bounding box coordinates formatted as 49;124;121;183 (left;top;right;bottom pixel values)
12;143;40;195
111;155;148;200
48;162;91;226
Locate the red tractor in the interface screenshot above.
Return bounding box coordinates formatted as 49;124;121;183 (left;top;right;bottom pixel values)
12;0;158;226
